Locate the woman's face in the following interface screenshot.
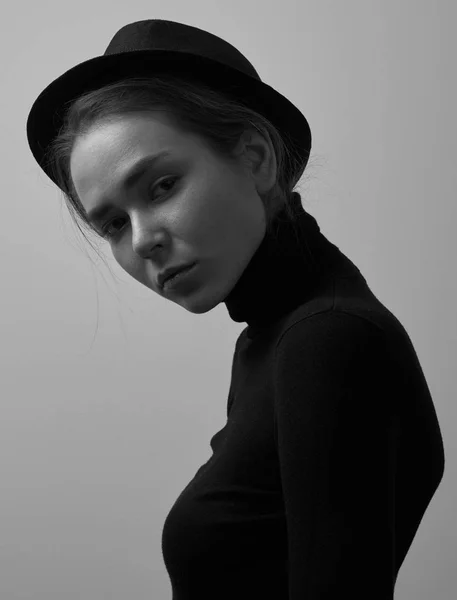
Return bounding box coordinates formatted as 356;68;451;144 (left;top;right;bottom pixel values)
70;111;277;314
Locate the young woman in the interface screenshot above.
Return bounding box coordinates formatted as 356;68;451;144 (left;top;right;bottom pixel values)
26;19;445;600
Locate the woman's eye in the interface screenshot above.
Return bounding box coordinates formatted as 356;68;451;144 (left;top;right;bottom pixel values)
100;176;179;240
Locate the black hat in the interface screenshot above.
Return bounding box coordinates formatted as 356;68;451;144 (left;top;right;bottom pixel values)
26;19;312;191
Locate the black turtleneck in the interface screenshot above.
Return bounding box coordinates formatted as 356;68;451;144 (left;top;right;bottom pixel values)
223;192;361;338
161;194;445;600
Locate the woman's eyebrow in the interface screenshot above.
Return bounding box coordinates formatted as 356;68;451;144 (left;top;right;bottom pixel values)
86;150;172;226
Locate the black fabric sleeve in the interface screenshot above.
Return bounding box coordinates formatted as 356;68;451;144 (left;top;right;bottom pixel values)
274;311;397;599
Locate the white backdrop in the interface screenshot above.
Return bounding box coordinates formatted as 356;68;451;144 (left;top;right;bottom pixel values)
1;1;455;598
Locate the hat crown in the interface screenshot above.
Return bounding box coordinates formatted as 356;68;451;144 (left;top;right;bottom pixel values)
104;19;260;81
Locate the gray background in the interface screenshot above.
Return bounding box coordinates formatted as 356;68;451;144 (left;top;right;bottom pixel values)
2;1;455;598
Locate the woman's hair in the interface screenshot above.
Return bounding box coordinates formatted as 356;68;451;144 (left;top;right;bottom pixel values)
44;74;310;249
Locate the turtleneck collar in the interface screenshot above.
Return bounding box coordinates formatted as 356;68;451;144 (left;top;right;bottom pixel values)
223;192;362;339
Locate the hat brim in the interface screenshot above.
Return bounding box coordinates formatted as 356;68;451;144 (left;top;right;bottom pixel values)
26;49;311;190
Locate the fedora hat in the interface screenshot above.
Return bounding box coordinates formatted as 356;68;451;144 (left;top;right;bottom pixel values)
26;19;312;191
